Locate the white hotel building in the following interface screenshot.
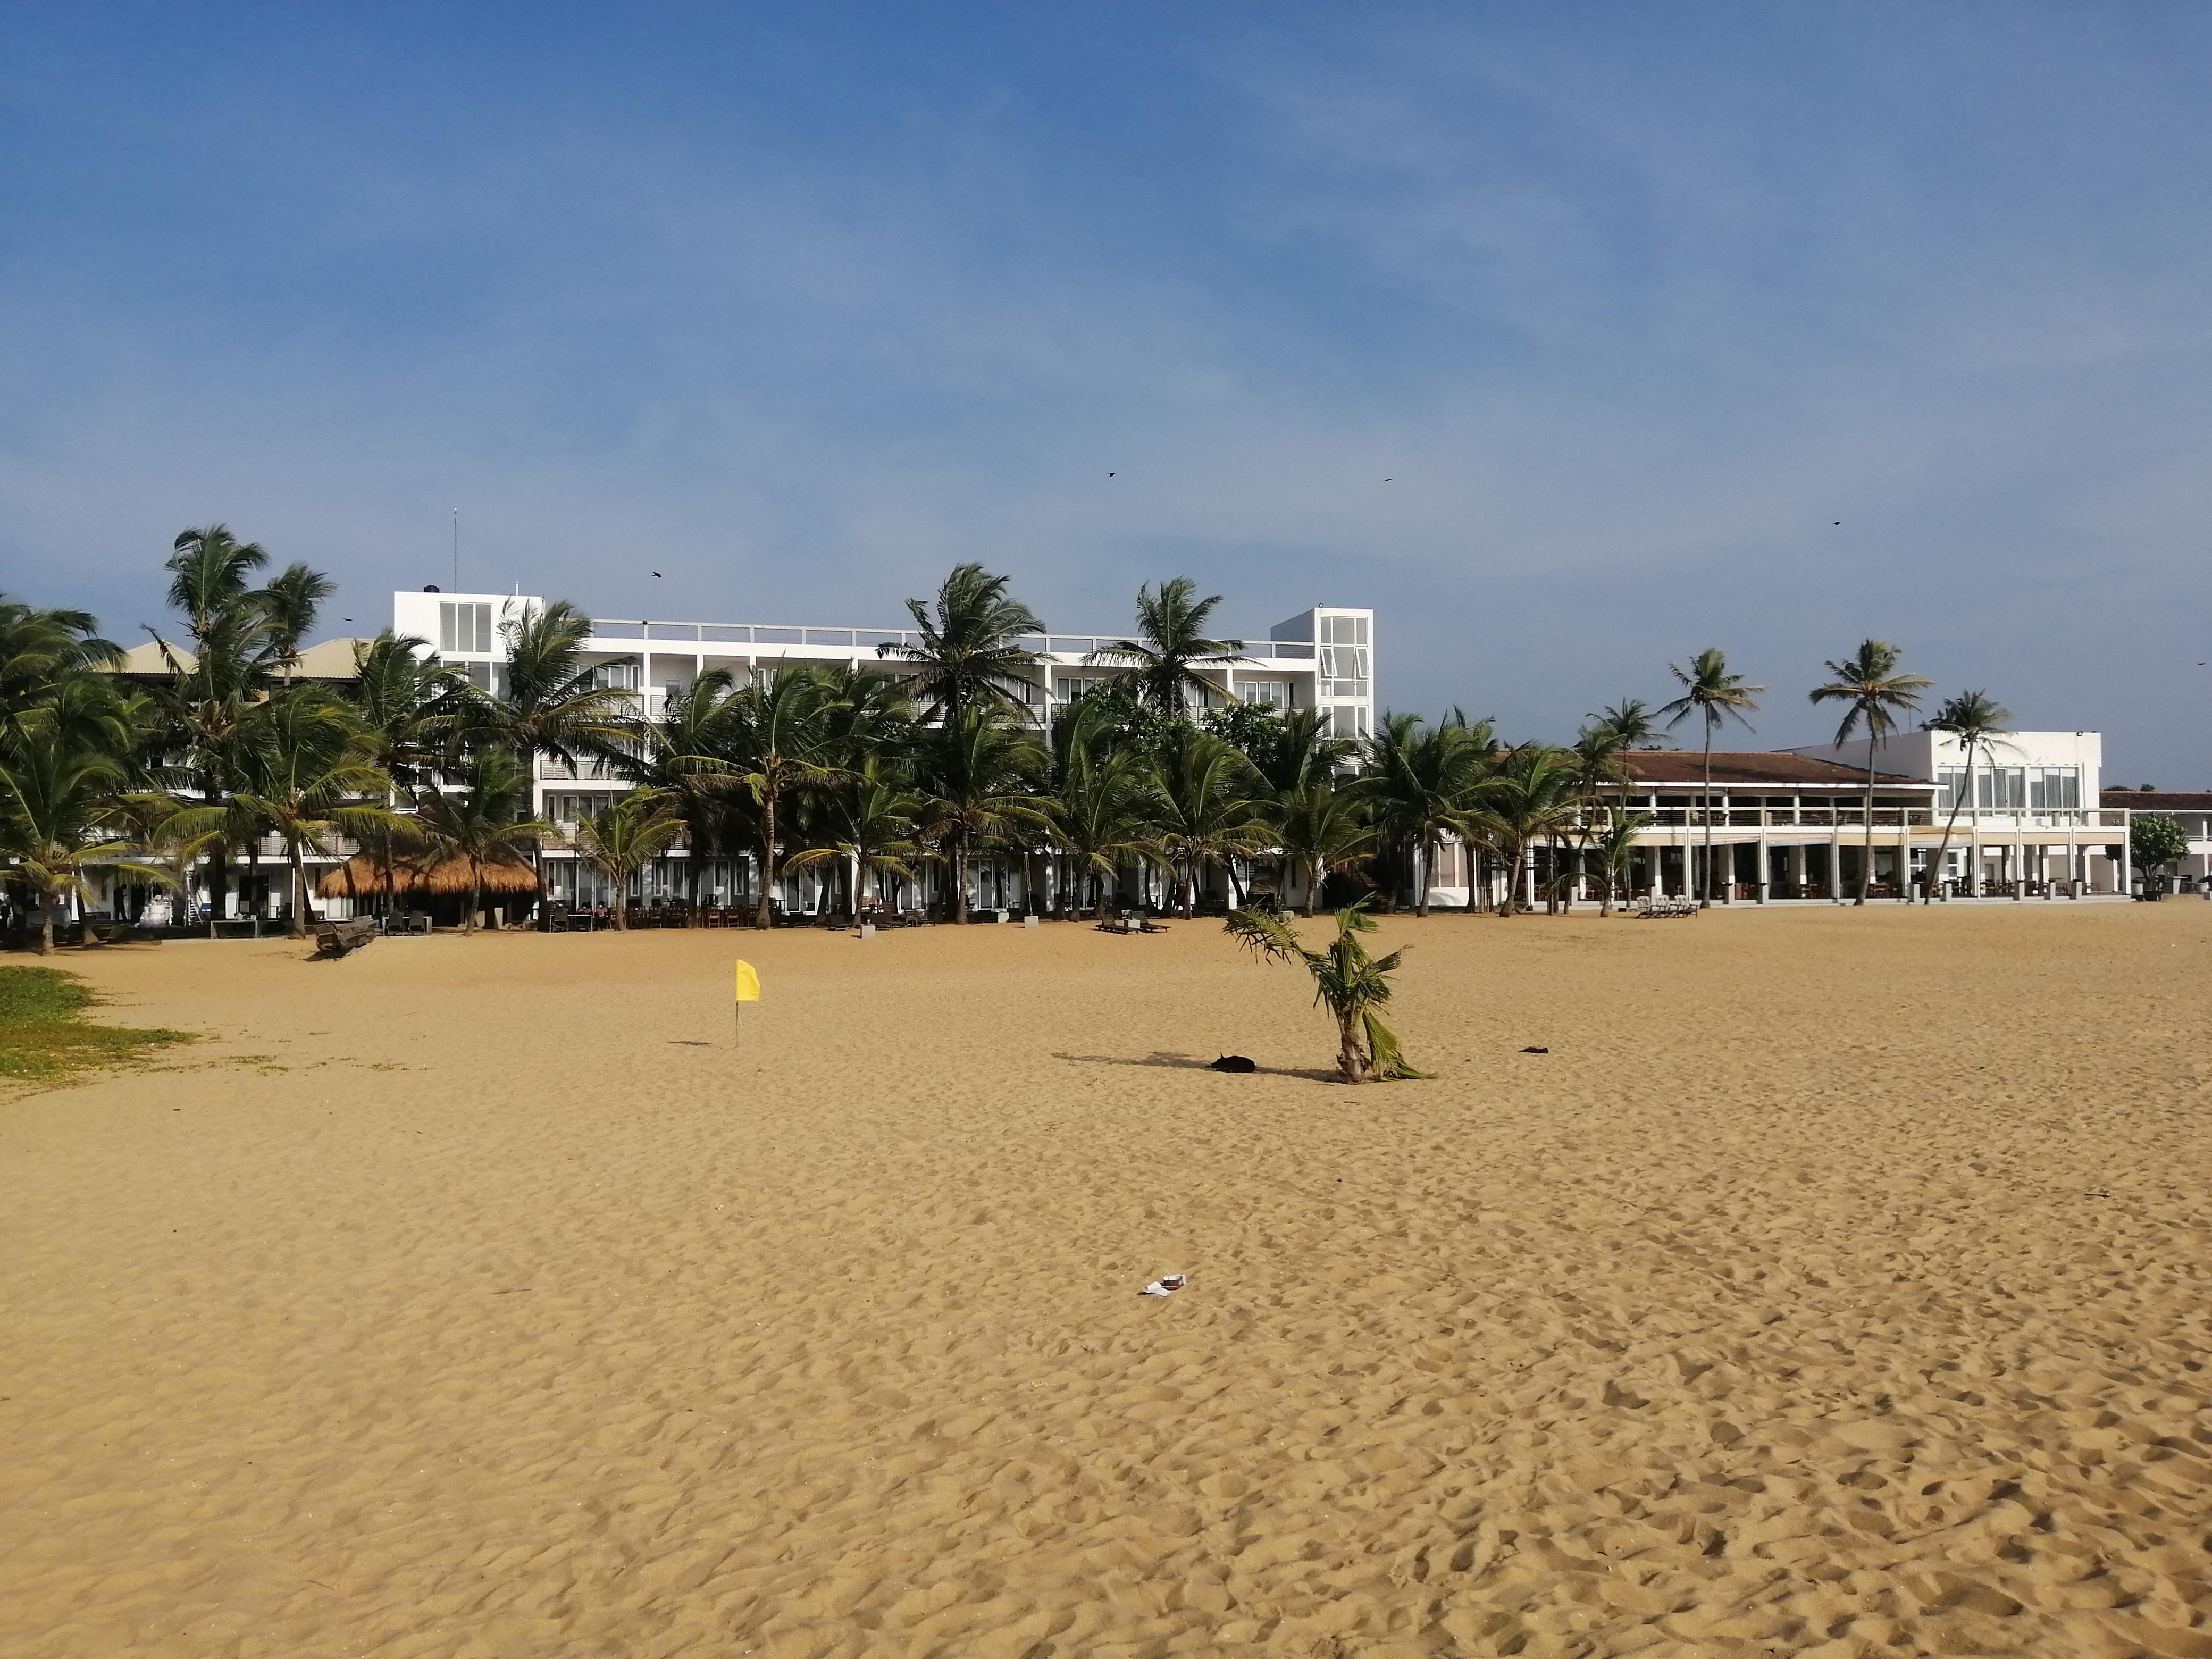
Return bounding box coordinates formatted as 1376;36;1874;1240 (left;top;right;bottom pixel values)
393;587;1377;913
81;588;2200;927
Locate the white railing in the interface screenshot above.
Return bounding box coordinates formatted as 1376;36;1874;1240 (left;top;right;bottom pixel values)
583;622;1318;661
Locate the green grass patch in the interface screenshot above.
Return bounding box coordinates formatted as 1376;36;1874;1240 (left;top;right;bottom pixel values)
0;966;192;1087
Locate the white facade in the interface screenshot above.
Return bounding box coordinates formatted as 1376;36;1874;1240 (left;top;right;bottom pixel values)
1787;730;2104;816
393;588;1377;912
395;589;1373;732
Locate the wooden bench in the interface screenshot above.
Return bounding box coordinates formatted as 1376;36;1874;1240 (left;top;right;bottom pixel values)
315;917;379;958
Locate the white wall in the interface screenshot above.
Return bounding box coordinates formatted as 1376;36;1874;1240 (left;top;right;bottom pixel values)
1790;731;2102;797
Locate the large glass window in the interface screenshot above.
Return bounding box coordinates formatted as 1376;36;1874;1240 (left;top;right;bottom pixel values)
439;601;492;653
2028;767;2081;810
1235;679;1290;708
1318;644;1369;681
1975;767;2027;810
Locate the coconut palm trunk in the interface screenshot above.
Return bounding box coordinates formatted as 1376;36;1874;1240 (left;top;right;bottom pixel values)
1335;1009;1369;1083
1700;731;1716;907
755;798;778;929
287;840;311;937
1927;740;1977;902
1859;748;1879;905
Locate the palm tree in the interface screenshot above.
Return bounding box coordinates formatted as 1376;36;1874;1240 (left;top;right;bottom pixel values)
1588;806;1652;917
349;633;464;916
912;703;1048;923
1587;698;1668;750
1147;725;1272;916
263;564;336;681
1657;649;1764;908
0;700;162;953
112;793;227;935
569;789;687;930
230;690;403;936
1086;577;1246;715
876;563;1045;723
410;747;557;933
784;757;925;923
724;666;843;927
1250;706;1357;799
454;598;640;905
1356;712;1492;917
1466;744;1582;918
1275;782;1377;916
152;527;336;920
1559;722;1634;912
1048;747;1158;917
1809;640;1932;906
0;595;120;743
619;666;749;918
1223;901;1428;1083
465;599;639;773
1921;691;2014;903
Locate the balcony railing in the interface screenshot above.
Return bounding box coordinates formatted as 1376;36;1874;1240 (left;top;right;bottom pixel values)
1623;806;2127;831
582;622;1319;661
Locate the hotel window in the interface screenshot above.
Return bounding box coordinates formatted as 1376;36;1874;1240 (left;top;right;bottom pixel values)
455;661;508;697
439;601;493;653
2028;767;2081;810
1235;679;1290;708
1317;645;1369;681
1055;675;1111;702
1974;767;2027;810
1328;705;1369;741
589;660;641;691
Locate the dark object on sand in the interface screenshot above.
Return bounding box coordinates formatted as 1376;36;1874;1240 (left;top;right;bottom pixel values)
315;917;378;958
1520;1045;1549;1054
1210;1054;1259;1073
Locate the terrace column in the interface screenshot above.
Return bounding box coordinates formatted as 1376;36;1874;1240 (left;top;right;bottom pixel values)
2014;833;2025;899
1899;812;1913;902
1757;819;1770;902
1968;822;1982;897
1829;826;1843;901
2120;816;2133;896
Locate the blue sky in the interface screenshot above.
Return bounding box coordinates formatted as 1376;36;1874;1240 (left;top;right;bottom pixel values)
4;4;2209;780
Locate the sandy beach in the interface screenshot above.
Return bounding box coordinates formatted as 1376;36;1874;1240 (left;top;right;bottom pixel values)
5;902;2211;1658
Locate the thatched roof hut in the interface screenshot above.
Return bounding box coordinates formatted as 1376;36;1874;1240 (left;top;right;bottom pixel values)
317;853;541;899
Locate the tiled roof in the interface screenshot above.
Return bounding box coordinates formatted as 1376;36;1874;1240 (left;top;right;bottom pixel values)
2100;790;2212;811
1616;750;1926;787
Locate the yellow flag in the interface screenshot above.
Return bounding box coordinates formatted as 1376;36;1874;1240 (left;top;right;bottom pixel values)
733;960;761;1003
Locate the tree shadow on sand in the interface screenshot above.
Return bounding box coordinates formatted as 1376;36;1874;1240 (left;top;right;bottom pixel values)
1051;1050;1341;1084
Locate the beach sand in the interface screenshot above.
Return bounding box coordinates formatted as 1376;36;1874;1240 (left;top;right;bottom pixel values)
5;902;2211;1657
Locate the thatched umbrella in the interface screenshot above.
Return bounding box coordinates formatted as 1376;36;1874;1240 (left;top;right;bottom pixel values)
319;853;539;920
